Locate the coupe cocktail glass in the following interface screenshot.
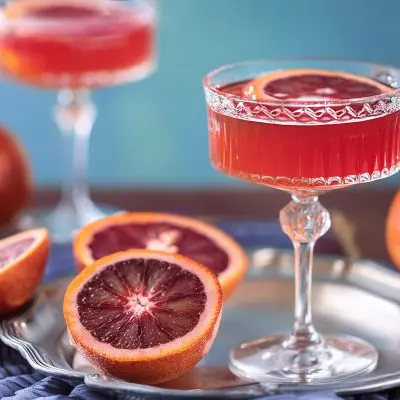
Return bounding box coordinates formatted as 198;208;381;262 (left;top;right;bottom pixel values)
203;59;400;384
0;0;156;242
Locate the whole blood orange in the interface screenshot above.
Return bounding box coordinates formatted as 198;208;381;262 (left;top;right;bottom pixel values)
64;250;223;384
73;213;247;300
0;228;49;317
0;125;32;226
243;69;392;101
386;191;400;268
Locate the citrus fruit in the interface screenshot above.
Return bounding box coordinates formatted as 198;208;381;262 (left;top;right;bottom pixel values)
386;190;400;268
0;125;32;226
0;228;49;317
73;212;247;300
64;250;223;384
243;69;392;101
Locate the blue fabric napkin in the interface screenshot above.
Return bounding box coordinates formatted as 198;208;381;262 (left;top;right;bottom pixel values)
0;220;391;399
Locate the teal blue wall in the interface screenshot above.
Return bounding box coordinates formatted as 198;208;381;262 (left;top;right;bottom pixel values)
0;0;399;188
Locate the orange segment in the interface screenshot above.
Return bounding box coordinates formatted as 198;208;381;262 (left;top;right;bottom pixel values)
64;250;223;384
0;228;49;316
243;68;393;102
73;212;247;300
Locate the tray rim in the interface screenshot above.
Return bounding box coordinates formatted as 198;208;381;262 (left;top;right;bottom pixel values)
0;302;271;398
2;249;400;397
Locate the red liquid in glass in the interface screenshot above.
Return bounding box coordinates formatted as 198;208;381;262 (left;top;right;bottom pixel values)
208;78;400;190
0;0;155;88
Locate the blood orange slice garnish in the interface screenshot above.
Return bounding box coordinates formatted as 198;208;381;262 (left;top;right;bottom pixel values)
73;213;247;300
0;228;49;317
243;69;393;102
3;0;106;19
64;250;223;384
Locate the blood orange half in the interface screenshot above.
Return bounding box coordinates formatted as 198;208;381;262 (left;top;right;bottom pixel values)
0;228;49;317
64;250;223;384
243;68;393;102
73;213;247;300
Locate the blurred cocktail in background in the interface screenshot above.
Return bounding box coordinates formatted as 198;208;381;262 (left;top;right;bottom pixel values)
0;0;157;242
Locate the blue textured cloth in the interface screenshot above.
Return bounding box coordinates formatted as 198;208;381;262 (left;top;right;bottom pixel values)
0;220;393;399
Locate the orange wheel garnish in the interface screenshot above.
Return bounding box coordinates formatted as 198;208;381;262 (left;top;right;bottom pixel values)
73;212;247;300
3;0;105;19
64;250;223;384
0;228;49;317
243;68;393;101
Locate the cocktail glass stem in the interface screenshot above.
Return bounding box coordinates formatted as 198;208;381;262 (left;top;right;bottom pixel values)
36;89;106;242
17;89;117;241
229;192;377;382
279;194;330;371
56;89;95;210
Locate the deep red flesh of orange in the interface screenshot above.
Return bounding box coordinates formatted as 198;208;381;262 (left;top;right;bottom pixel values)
77;258;207;349
27;5;100;19
88;223;229;275
260;74;384;100
0;238;34;268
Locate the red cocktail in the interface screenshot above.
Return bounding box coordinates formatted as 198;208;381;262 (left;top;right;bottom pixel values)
0;0;156;241
208;69;400;191
204;60;400;386
0;0;155;88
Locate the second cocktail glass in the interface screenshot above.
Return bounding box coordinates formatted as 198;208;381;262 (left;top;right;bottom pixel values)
204;59;400;385
0;0;156;242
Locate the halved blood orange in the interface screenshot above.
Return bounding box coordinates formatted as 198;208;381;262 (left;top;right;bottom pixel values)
0;228;49;317
73;213;247;300
64;250;223;384
243;68;393;101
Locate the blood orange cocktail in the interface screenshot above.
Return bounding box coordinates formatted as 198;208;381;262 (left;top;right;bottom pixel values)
207;69;400;191
0;0;155;88
0;0;157;243
204;60;400;386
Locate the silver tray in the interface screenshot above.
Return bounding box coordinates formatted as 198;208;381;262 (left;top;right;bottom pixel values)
2;248;400;398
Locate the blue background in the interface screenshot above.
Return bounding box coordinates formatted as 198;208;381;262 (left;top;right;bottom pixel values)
0;0;398;189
